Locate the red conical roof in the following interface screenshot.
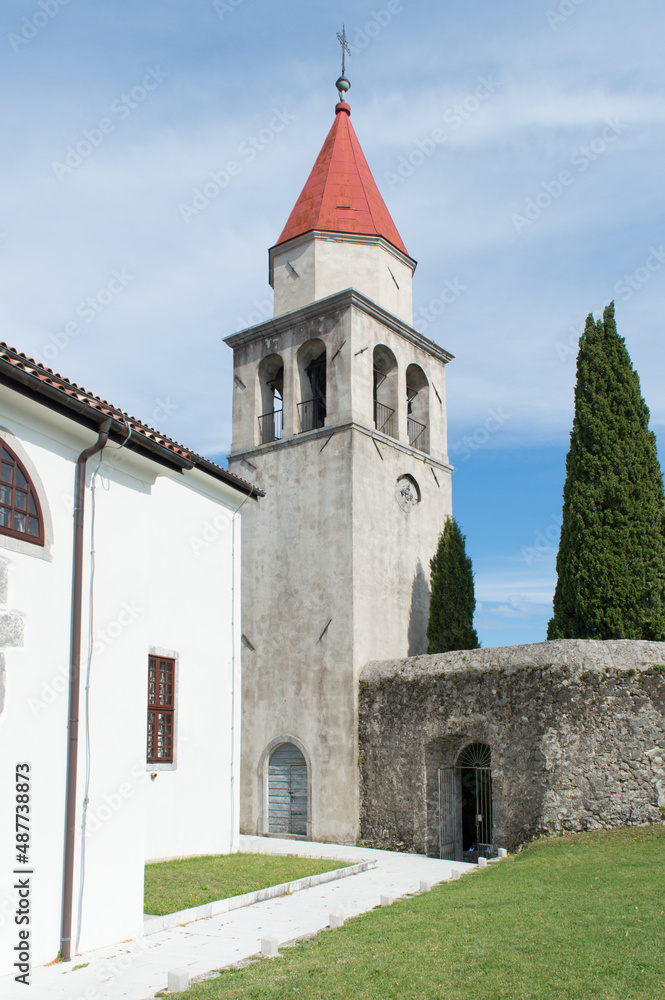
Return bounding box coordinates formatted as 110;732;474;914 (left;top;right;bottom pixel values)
275;102;411;258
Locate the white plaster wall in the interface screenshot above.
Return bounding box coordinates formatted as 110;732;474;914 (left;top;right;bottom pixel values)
142;472;241;863
0;398;83;975
0;394;243;972
271;235;415;323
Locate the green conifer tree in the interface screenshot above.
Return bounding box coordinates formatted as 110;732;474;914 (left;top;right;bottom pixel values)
427;517;480;652
548;302;665;640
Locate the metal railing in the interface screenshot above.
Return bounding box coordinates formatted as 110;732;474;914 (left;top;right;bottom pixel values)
298;397;326;433
408;417;428;452
258;408;283;444
374;400;396;438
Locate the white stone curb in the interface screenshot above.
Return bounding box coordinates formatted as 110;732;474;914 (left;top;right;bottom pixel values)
143;860;376;935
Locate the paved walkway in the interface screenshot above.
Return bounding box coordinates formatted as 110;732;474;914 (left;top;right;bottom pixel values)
0;837;474;1000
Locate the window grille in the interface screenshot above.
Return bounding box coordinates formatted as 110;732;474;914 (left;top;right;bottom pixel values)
0;442;44;545
147;655;175;763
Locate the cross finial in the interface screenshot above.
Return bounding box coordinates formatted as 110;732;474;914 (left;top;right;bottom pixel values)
336;25;350;76
335;25;351;102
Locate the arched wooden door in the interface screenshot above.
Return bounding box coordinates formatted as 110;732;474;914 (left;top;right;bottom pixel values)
268;743;307;835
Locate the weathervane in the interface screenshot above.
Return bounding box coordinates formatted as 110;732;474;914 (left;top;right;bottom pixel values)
335;25;351;101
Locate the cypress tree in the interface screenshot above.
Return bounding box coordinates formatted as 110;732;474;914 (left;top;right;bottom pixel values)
427;517;480;652
548;302;665;640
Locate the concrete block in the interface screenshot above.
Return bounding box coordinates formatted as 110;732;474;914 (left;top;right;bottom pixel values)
449;869;460;880
380;894;394;906
498;848;508;858
478;857;488;869
168;968;189;992
261;936;279;957
419;880;434;892
329;912;345;928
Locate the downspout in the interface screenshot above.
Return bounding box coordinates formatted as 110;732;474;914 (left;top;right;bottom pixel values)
230;486;254;847
61;418;112;962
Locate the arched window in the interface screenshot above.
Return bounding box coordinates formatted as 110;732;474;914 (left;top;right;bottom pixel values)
297;339;326;433
0;442;44;546
373;345;398;439
257;354;284;444
406;363;429;453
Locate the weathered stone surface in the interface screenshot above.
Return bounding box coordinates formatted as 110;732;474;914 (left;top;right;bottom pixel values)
227;289;453;843
0;611;24;648
359;640;665;854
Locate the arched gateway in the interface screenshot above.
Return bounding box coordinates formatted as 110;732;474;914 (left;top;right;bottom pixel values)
438;742;493;862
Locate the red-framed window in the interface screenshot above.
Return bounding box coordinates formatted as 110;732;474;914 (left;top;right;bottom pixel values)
0;442;45;546
147;655;176;763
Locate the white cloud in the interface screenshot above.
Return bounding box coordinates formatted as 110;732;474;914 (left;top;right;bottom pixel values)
1;0;663;467
488;595;544;620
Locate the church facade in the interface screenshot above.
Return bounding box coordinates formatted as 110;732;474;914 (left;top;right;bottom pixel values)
226;92;454;843
0;346;257;972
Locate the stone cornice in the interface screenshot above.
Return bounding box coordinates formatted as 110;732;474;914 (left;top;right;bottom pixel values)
228;420;453;473
224;288;454;366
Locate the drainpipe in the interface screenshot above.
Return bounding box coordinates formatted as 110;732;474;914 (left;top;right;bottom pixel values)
61;418;112;962
229;486;254;849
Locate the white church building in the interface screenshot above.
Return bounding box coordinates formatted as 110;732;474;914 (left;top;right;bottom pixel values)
0;344;259;973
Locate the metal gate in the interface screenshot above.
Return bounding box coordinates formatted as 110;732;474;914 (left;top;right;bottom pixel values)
268;743;307;835
437;742;493;861
438;767;455;860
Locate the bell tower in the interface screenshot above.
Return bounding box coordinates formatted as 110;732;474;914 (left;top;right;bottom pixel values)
226;70;454;843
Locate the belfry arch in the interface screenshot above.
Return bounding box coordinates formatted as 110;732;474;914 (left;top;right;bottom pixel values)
257;354;284;444
406;363;429;453
297;339;327;432
373;345;398;439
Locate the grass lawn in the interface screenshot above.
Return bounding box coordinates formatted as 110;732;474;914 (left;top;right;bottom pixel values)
144;852;345;916
171;826;665;1000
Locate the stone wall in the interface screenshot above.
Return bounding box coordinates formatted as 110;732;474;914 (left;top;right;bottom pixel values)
0;557;24;717
358;640;665;854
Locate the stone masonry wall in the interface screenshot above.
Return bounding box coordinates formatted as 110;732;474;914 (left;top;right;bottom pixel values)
358;640;665;854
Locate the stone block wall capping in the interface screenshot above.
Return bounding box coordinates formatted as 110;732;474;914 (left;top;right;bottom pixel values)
167;968;189;992
261;936;279;957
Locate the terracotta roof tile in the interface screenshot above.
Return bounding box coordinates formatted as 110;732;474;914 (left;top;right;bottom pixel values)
0;342;259;496
275;102;411;258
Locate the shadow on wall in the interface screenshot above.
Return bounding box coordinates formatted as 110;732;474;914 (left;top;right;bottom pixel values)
408;559;430;656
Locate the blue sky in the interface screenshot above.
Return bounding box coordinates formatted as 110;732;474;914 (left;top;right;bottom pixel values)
1;0;663;646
